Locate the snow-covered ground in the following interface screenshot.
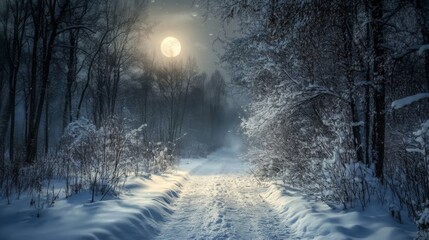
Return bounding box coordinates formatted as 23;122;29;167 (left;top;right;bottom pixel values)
264;184;416;239
0;137;417;239
157;140;416;240
0;173;187;240
155;146;292;240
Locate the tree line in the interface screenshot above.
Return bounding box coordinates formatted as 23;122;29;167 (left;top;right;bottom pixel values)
205;0;429;236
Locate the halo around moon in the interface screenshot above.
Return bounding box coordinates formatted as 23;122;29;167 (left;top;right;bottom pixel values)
160;37;181;58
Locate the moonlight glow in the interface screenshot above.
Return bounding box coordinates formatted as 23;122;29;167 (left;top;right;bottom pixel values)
160;37;181;58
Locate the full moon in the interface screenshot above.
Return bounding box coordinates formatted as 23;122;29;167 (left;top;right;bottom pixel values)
160;37;181;58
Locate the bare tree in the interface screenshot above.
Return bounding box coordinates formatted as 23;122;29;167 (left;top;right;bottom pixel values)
0;0;29;167
154;58;198;142
76;0;146;125
26;0;71;163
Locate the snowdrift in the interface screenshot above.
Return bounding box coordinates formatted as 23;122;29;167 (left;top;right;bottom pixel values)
0;173;187;240
263;183;417;240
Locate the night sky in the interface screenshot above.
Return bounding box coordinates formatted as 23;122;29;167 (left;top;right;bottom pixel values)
147;0;225;74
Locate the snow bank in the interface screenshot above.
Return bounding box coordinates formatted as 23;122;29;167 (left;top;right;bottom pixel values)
263;183;417;240
0;172;187;240
391;93;429;110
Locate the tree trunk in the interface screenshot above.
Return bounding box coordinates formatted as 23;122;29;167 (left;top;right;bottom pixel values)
364;78;371;165
111;66;120;116
26;0;42;164
417;0;429;90
363;0;372;166
27;0;69;163
63;32;77;131
9;72;16;164
371;0;386;180
0;36;5;171
44;83;49;155
340;2;364;163
351;101;364;162
1;0;28;165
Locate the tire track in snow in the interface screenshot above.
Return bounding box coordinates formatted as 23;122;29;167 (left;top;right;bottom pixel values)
155;148;294;240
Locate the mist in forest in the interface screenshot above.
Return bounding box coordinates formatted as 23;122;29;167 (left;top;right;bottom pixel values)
0;0;242;166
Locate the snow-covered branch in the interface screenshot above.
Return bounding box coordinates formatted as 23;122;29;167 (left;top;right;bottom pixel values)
391;93;429;110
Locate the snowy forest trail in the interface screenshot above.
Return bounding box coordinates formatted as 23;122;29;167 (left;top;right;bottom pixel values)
155;146;294;240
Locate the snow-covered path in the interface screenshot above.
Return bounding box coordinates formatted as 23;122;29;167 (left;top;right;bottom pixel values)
155;147;293;240
0;142;417;239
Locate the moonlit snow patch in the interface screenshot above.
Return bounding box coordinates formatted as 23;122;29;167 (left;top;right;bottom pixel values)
263;184;417;239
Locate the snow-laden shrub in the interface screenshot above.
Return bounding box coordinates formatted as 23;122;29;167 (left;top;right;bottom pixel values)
148;141;177;174
311;116;383;210
59;118;96;197
58;118;178;202
242;88;330;185
241;85;381;210
124;124;150;176
319;150;379;209
385;119;429;236
63;118;131;201
88;118;128;201
414;121;429;238
0;155;63;217
406;120;429;158
417;208;429;239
